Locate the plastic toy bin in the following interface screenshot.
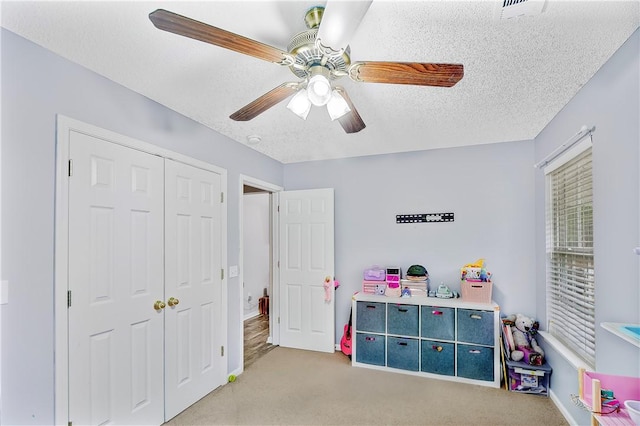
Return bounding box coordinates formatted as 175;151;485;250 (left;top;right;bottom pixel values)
506;359;552;396
461;280;493;304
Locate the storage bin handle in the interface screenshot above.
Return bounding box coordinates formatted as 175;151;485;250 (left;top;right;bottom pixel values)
366;305;377;309
398;342;408;346
432;345;443;352
398;308;408;313
432;310;443;315
365;336;376;342
470;314;482;320
468;349;481;354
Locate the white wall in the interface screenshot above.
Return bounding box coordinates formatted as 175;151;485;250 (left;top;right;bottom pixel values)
1;29;284;425
242;192;270;319
284;139;536;338
533;29;639;424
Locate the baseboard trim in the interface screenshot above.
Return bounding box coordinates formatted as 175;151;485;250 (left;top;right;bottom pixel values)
243;311;260;321
229;366;242;379
549;388;578;426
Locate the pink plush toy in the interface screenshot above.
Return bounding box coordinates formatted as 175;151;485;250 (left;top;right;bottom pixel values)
323;277;333;302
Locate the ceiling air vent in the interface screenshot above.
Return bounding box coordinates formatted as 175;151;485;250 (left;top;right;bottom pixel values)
496;0;547;19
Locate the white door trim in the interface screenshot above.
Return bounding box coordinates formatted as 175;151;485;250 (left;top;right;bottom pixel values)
238;175;282;375
54;115;228;425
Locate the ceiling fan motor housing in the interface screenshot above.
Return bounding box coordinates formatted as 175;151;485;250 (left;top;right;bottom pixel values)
287;10;351;80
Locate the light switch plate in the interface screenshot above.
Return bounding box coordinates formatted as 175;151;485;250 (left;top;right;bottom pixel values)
229;265;239;278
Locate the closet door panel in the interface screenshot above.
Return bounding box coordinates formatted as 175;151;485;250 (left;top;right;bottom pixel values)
164;159;225;420
68;132;165;426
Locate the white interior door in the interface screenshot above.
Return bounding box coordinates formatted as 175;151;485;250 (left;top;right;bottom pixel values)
164;159;225;420
278;188;335;353
68;132;165;425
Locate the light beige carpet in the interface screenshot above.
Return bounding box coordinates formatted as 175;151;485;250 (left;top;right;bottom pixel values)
165;346;568;425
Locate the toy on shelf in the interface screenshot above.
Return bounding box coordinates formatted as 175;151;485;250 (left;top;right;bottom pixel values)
363;266;386;282
428;282;460;299
461;258;492;281
502;314;545;365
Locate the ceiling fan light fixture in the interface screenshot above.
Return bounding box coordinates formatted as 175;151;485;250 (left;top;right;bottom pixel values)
326;90;351;121
307;75;332;106
307;66;332;106
286;89;312;120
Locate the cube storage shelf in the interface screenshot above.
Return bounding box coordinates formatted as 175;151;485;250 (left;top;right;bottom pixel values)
352;292;501;388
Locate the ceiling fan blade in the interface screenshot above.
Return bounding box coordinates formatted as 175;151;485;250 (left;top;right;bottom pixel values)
349;62;464;87
149;9;292;65
316;0;372;54
334;87;365;134
230;82;301;121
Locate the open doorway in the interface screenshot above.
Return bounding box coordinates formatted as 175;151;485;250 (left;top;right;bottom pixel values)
239;176;282;370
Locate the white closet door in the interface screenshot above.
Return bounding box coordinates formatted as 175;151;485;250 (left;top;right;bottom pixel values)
68;132;165;425
279;188;335;353
164;159;225;420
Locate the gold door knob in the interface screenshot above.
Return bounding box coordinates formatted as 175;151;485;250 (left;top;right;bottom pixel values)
167;297;180;307
154;300;166;310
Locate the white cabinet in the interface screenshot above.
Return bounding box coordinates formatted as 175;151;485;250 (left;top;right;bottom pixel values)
352;293;501;388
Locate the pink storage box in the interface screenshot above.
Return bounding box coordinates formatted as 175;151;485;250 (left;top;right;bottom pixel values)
363;266;386;281
461;280;493;304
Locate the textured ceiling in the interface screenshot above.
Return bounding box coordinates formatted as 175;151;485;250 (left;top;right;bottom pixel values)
2;1;638;163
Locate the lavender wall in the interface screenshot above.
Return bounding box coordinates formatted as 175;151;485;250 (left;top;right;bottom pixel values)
1;29;284;424
533;29;639;424
284;139;536;340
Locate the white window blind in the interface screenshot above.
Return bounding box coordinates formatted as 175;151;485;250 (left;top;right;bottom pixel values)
545;146;595;367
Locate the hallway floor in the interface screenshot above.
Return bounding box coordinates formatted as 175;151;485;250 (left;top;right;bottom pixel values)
244;314;276;368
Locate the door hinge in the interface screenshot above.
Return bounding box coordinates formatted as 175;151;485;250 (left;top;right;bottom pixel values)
221;346;224;356
220;192;224;203
221;269;224;280
277;205;280;212
68;159;73;177
68;422;72;426
67;290;72;308
278;317;280;324
277;260;280;268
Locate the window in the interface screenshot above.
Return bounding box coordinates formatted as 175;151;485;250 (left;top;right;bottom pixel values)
545;144;595;367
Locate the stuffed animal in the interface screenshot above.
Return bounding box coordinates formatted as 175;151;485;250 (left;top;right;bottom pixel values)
507;313;545;365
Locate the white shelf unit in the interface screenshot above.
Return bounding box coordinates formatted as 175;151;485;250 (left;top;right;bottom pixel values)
351;292;501;388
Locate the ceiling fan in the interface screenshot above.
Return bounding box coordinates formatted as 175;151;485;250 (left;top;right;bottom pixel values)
149;2;463;134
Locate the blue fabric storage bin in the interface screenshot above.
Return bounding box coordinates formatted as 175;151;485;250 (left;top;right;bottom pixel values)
387;336;419;371
421;340;455;376
387;304;419;336
356;301;386;333
457;309;494;346
355;333;385;366
457;344;494;381
421;306;455;340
